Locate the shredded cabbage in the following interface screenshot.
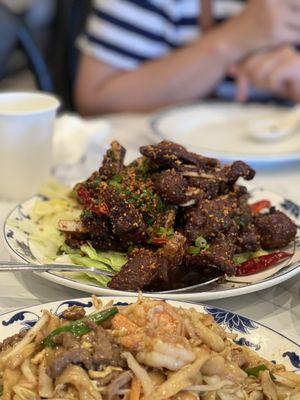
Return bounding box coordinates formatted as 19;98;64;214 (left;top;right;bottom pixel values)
233;249;268;265
11;181;127;287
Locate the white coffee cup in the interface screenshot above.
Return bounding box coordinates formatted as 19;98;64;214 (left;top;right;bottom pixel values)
0;92;60;199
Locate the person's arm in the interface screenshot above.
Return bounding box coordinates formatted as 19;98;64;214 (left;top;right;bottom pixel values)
74;27;242;115
232;46;300;102
74;0;300;115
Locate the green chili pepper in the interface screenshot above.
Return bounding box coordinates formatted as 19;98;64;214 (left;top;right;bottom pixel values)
245;364;275;380
42;307;118;348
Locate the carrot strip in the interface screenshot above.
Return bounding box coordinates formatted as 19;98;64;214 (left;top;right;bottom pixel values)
130;376;141;400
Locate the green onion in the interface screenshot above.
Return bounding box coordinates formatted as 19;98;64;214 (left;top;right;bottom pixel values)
245;364;271;378
236;218;246;229
157;227;166;235
187;246;200;255
0;385;3;396
42;307;118;348
166;228;174;238
109;174;123;188
137;160;149;176
146;217;154;226
92;177;101;187
156;227;174;239
82;209;93;219
195;236;209;250
157;196;166;212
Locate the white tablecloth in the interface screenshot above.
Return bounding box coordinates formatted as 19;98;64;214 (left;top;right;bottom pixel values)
0;113;299;343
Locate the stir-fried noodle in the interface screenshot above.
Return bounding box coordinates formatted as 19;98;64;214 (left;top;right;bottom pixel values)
0;297;299;400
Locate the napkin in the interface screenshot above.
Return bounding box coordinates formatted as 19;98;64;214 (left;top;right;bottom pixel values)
53;114;110;165
52;114;110;185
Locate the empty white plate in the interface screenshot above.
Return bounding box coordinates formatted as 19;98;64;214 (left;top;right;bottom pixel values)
150;102;300;165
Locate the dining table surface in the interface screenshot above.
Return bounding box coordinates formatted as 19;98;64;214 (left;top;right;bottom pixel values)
0;111;299;344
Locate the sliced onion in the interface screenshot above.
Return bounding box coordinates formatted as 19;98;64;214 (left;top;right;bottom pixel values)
122;351;154;396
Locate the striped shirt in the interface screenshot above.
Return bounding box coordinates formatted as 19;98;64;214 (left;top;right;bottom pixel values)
78;0;244;71
78;0;277;101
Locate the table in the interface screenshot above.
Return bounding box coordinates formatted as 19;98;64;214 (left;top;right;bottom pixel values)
0;113;299;344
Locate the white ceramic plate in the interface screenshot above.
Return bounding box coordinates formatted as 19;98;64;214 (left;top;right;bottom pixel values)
0;296;299;372
150;103;300;165
3;185;300;301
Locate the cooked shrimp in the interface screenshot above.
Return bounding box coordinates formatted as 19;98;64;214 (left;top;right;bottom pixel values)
137;335;195;371
112;300;194;370
119;299;183;335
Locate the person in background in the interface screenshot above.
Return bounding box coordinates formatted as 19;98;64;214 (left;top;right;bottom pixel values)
231;46;300;103
74;0;300;115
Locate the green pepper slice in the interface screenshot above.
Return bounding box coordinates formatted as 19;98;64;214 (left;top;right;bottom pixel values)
42;307;118;348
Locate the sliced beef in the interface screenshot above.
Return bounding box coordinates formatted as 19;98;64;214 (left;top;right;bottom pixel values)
47;325;125;378
52;332;79;349
184;187;254;242
62;306;86;321
155;232;187;282
185;234;236;275
254;209;297;249
60;140;297;291
223;161;255;185
109;233;187;291
82;214;113;239
152;208;176;232
153;169;189;204
81;213;125;251
101;185;147;244
47;348;93;379
235;223;260;253
84;321;125;367
140;141;219;171
179;165;223;199
184;197;238;241
99;141;126;180
108;248;158;291
65;235;125;252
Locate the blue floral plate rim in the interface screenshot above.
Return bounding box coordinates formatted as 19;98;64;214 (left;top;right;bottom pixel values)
2;185;300;302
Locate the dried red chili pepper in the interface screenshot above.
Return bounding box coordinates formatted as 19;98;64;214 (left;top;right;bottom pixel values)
235;252;293;276
151;237;168;245
249;200;271;214
89;203;109;215
76;186;92;207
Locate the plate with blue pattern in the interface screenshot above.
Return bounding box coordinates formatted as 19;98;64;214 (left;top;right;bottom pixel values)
0;296;299;373
3;185;300;301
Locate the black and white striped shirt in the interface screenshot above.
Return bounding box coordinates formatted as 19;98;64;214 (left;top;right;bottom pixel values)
79;0;244;70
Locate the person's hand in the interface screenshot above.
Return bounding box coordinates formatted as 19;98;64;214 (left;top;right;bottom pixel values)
230;46;300;102
221;0;300;58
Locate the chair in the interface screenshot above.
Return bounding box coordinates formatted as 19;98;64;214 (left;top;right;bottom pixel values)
46;0;92;110
0;3;53;92
0;1;91;110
